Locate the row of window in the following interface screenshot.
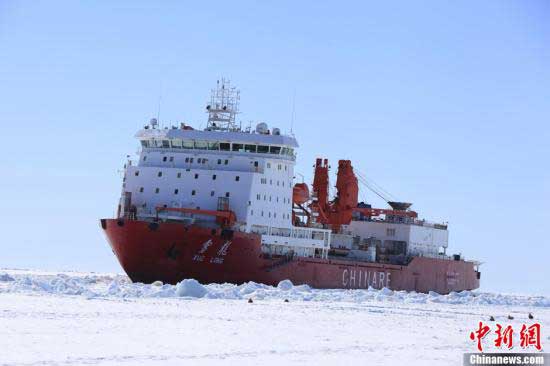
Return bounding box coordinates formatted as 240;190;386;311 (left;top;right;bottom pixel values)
260;178;290;187
255;194;290;204
139;186;231;198
148;155;229;165
141;139;295;157
144;155;290;174
135;170;240;182
265;162;287;171
249;210;290;220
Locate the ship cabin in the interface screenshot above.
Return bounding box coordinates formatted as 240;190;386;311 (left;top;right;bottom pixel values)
120;120;331;260
337;216;449;263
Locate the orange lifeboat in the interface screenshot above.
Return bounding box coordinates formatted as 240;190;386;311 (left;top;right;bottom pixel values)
292;183;310;205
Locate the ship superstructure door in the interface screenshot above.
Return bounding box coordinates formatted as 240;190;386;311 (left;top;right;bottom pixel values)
122;191;132;218
218;197;229;211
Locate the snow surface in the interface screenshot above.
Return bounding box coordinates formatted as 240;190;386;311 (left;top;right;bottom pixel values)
0;269;549;365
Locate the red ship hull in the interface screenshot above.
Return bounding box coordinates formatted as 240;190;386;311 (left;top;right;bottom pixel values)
101;218;480;294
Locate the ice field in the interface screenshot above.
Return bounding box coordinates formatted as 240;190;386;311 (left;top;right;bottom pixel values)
0;269;548;365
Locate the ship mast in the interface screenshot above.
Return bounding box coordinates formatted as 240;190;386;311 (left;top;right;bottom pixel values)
206;78;240;131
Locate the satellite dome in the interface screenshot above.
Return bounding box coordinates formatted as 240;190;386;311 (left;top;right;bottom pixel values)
256;122;268;134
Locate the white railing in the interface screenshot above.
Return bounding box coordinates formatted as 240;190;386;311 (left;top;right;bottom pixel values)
251;224;331;249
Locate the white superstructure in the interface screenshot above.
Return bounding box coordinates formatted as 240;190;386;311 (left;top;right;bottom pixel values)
340;219;449;258
119;80;331;259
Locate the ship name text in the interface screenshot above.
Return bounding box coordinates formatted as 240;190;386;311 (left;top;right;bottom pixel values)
342;269;391;289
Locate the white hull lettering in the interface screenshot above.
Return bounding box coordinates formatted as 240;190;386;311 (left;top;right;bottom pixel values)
342;269;392;289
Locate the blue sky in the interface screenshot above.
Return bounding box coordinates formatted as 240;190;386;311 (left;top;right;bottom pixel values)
1;1;549;295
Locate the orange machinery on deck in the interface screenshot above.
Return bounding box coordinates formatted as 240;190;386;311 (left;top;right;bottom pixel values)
306;158;417;232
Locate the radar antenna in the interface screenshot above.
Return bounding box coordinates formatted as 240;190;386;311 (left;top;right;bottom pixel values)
205;78;240;131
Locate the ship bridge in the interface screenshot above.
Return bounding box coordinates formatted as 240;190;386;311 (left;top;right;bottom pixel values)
135;128;298;162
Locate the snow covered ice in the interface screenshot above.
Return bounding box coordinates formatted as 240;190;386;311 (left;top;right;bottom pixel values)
0;270;549;365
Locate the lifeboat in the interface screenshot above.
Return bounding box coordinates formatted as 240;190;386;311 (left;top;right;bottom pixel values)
292;183;310;205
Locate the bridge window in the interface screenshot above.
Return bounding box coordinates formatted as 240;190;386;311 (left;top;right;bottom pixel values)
194;140;208;150
171;139;182;148
269;146;281;155
258;145;269;154
232;143;243;152
182;140;194;149
245;144;256;153
162;140;170;148
141;140;149;148
220;143;230;151
208;142;219;150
